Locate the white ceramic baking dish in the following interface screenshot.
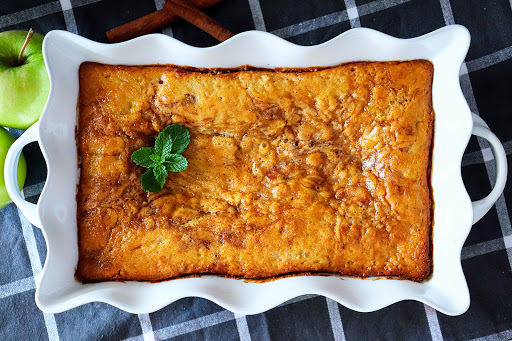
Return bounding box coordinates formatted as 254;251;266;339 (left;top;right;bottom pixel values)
4;25;508;316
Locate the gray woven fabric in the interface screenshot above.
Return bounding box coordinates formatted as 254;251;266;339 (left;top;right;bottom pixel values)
1;0;512;340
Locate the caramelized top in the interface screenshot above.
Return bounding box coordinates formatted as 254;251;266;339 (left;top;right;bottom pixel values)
76;61;434;282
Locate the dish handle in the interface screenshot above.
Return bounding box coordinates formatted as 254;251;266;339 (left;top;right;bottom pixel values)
4;123;42;228
470;114;508;224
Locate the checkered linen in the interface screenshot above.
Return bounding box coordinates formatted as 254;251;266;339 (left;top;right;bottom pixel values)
1;0;512;340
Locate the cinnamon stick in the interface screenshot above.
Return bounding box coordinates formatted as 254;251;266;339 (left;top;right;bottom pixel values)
106;0;223;43
164;0;234;42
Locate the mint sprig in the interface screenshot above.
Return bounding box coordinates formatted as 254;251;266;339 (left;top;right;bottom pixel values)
131;124;190;193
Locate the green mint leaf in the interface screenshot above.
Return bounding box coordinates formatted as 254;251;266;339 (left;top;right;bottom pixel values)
154;126;174;157
166;124;190;154
153;163;167;184
150;154;162;163
133;124;190;193
154;124;190;157
131;147;156;168
141;169;164;193
164;154;188;172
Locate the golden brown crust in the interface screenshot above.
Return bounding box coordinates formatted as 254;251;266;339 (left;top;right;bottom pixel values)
76;61;434;283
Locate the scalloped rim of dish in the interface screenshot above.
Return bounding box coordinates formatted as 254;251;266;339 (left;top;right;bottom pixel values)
35;26;472;315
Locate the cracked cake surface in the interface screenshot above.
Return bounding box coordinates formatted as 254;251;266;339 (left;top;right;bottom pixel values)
76;60;434;282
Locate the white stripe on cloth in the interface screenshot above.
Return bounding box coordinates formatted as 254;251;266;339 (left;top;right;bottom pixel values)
503;140;512;154
62;0;103;7
461;237;506;260
464;46;512;74
18;207;60;341
23;182;45;198
462;149;484;167
0;276;35;299
492;194;512;240
153;0;174;37
462;140;512;167
424;304;444;341
459;66;478;113
124;336;143;341
248;0;266;31
481;146;494;162
271;10;348;38
469;328;512;341
17;206;43;284
138;314;155;341
356;0;411;16
162;27;174;38
59;0;78;34
58;0;71;11
0;0;103;29
0;2;61;28
439;0;455;25
234;313;252;341
326;298;346;341
441;0;512;269
271;0;411;38
123;295;319;341
154;0;165;10
278;294;317;306
343;0;361;28
153;310;234;340
504;234;512;249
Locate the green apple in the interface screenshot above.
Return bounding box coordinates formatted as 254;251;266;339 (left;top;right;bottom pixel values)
0;127;26;208
0;30;49;129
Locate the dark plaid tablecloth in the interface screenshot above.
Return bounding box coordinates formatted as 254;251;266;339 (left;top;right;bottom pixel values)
1;0;512;340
